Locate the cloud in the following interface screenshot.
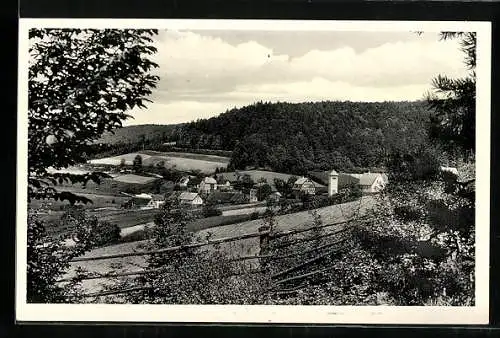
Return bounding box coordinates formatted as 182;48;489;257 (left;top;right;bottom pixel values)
127;30;470;124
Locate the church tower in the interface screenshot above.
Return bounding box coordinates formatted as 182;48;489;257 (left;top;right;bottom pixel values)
328;169;339;196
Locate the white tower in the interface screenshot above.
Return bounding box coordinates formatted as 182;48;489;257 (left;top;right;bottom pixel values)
328;169;339;196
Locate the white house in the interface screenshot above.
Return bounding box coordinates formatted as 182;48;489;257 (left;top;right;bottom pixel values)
358;173;387;193
198;177;218;194
145;194;165;209
179;192;204;205
217;179;233;191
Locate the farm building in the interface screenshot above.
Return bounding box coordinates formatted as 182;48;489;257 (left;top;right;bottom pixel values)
179;192;204;205
198;177;218;194
292;177;317;197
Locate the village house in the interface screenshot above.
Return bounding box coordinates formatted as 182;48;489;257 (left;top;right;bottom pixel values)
179;192;204;205
198;176;218;195
216;178;233;192
123;193;165;210
146;194;166;209
358;173;387;193
292;177;317;198
326;170;388;196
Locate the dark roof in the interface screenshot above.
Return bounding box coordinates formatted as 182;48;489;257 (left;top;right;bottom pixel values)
206;191;247;204
180;192;201;201
338;173;360;188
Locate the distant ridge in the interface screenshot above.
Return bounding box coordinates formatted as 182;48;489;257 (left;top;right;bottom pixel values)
96;123;183;145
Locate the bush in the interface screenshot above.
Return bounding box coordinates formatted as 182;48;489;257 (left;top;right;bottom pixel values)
202;204;223;218
89;221;121;247
250;211;260;220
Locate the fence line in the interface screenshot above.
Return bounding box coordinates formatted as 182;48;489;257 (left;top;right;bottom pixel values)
70;231;264;262
271;216;366;239
60;235;351;282
70;216;363;263
271;246;345;280
270;225;351;249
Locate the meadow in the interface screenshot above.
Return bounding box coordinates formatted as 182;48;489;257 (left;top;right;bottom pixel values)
88;151;230;174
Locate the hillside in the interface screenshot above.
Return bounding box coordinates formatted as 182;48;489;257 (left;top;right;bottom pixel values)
177;100;434;174
95;124;183;145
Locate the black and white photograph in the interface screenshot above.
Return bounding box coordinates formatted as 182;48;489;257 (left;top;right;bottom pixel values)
16;19;491;324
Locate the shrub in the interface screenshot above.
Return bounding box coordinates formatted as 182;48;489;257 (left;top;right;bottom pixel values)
89;221;121;247
202;204;223;218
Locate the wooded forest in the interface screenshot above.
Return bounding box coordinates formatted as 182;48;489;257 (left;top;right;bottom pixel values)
174;100;439;175
94;100;442;177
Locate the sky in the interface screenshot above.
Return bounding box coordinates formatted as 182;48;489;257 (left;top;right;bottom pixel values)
125;30;469;126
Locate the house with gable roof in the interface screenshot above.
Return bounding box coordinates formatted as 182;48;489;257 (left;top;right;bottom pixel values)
198;176;218;195
179;192;204;205
292;176;317;198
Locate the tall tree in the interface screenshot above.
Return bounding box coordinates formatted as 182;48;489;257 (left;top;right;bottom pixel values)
26;29;159;302
28;28;159;203
426;32;476;157
133;154;143;173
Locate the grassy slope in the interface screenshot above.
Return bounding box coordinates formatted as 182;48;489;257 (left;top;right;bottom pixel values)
89;151;230;174
66;196;375;294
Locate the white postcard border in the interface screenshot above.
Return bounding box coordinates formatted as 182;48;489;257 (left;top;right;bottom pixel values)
16;19;492;324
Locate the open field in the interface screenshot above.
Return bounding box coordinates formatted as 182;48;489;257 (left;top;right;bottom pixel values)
112;174;158;184
88;151;230;174
140;150;230;163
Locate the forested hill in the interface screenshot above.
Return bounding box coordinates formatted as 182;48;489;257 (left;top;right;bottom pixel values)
176;100;434;174
96;123;183;145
